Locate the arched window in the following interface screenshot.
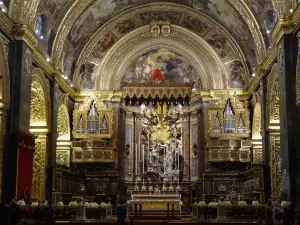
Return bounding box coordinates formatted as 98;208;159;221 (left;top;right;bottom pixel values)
35;15;44;37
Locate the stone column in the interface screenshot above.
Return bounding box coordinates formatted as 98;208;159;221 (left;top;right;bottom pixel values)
277;34;300;208
3;40;33;201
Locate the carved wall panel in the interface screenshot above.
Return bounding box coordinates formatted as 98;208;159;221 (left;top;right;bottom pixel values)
57;104;71;140
269;136;282;198
31;137;47;200
267;64;281;198
252;103;262;140
30;78;48;201
56;150;70;167
30;81;47;126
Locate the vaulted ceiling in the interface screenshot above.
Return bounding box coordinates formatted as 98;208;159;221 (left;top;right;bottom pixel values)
7;0;298;91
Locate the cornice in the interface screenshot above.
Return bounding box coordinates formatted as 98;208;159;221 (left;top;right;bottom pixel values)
271;18;295;46
55;76;77;101
74;90;123;102
0;11;13;39
12;24;39;47
199;90;249;101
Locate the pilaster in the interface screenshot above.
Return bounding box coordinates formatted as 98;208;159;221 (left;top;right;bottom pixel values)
3;40;33;201
277;34;300;206
261;78;271;202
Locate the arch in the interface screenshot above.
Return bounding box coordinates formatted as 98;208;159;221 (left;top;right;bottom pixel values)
91;25;229;91
30;68;50;201
57;104;71;141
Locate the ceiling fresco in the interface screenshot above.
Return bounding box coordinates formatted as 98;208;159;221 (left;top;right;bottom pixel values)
245;0;275;46
66;0;258;71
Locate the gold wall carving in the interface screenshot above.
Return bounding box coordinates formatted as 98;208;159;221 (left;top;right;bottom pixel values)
30;81;47;126
57;104;70;140
267;63;281;198
30;73;49;201
56;150;70;167
269;136;282;198
252;103;262;140
267;64;280;125
31;136;47;200
72;96;114;139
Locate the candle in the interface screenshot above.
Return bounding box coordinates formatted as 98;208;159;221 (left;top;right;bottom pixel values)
142;145;144;174
135;144;137;176
148;134;150;163
178;146;180;171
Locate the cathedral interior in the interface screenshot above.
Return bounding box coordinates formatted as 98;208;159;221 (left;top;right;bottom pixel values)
1;0;300;223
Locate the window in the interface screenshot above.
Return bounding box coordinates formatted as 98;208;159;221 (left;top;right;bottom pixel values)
35;15;44;37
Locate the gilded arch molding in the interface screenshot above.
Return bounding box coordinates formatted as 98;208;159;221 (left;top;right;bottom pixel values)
91;25;227;91
57;103;71;141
